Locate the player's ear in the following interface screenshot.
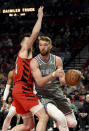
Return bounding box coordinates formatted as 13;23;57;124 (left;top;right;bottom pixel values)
50;44;52;49
20;42;22;46
21;42;24;47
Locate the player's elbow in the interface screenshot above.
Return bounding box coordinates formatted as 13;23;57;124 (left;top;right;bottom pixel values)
36;81;44;88
37;83;43;88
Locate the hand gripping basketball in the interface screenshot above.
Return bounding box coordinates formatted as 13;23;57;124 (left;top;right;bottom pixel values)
52;68;63;78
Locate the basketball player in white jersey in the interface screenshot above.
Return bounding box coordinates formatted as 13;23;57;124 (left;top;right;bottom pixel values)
30;36;77;131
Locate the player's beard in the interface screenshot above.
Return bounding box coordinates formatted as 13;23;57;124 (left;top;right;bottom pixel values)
40;50;49;56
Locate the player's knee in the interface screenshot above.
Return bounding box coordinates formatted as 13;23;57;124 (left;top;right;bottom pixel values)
67;118;77;128
66;112;77;128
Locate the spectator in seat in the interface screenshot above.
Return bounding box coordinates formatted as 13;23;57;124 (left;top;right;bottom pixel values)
78;94;89;131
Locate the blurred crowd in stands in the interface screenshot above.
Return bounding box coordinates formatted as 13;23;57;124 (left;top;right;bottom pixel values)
0;14;89;131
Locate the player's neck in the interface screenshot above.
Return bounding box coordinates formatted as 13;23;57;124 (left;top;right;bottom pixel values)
40;53;50;62
19;49;32;59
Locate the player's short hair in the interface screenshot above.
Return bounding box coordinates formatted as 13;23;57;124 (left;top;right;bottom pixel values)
38;36;52;45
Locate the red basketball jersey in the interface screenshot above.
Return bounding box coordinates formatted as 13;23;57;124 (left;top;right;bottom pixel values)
13;55;33;88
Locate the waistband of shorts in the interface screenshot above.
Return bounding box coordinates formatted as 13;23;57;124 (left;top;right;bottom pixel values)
14;81;30;86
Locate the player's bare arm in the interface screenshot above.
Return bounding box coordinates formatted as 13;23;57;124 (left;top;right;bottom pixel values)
30;58;62;87
7;70;13;85
21;6;44;51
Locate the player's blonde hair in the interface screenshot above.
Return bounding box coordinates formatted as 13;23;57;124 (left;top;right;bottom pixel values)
38;36;52;45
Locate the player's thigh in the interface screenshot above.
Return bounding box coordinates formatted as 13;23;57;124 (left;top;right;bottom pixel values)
30;101;48;120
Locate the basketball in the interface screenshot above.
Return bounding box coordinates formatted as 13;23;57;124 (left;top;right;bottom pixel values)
65;69;82;86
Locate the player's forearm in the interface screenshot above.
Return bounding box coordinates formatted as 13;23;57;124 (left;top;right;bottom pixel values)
36;73;54;87
31;17;43;37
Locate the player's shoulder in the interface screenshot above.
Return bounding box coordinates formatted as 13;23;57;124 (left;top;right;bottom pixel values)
30;57;38;67
8;70;13;78
56;55;62;61
9;70;13;75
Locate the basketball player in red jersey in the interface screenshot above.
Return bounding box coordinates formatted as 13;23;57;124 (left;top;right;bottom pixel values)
10;6;49;131
2;69;17;131
2;69;22;131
